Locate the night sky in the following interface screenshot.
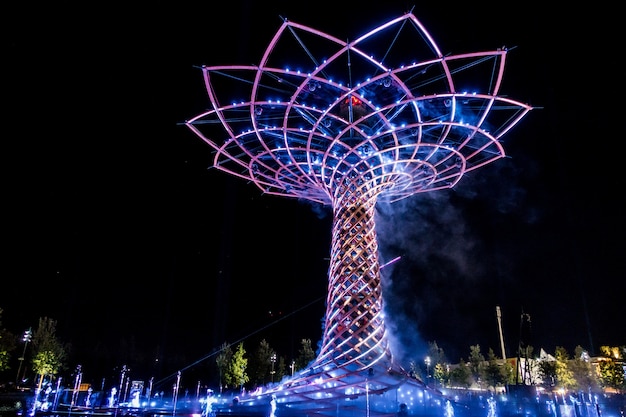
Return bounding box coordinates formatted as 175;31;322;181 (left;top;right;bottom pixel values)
2;1;623;387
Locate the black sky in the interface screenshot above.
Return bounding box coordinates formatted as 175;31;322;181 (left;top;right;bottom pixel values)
2;1;624;386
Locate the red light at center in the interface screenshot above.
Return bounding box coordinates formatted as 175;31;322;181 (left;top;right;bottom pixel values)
344;96;363;106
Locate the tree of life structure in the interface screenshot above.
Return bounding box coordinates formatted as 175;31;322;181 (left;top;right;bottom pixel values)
185;11;532;416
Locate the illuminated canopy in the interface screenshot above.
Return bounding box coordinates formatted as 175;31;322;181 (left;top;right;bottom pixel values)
186;13;532;206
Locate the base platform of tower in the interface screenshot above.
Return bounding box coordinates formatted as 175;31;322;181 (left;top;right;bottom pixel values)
212;374;448;417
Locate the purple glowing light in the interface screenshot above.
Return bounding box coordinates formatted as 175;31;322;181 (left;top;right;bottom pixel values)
186;13;531;206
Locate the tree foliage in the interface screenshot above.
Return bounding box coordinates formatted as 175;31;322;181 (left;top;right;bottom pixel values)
225;342;249;391
468;345;486;388
483;348;509;389
249;339;274;387
449;359;471;388
569;345;599;391
215;342;232;392
0;308;17;373
294;339;316;371
427;341;447;367
554;346;576;390
275;355;287;382
538;358;557;388
30;317;67;390
597;345;625;393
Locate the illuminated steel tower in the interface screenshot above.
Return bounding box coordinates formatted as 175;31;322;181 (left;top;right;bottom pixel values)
186;12;532;415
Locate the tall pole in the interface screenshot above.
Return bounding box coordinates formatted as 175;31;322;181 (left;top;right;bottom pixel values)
173;371;181;414
15;327;32;385
270;353;276;383
496;306;506;360
118;365;127;406
71;365;82;408
146;377;153;403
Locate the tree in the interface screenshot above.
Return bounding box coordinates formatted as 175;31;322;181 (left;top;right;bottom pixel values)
502;359;516;385
598;359;624;393
275;355;287;381
433;363;448;387
294;339;316;371
215;342;232;392
483;348;509;390
597;345;625;393
426;341;448;386
0;345;9;374
249;339;274;387
226;342;249;392
570;346;599;392
30;317;67;391
427;341;447;364
538;358;557;389
0;308;17;374
449;359;471;388
468;345;485;388
554;346;575;390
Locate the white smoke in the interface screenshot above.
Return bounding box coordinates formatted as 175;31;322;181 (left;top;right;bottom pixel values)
375;156;539;364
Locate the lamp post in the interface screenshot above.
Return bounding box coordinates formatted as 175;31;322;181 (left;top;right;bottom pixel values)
173;371;181;414
424;356;431;385
15;327;32;385
71;365;82;407
270;353;277;383
118;365;127;406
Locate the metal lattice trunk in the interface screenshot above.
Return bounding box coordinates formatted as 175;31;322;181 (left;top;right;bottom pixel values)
317;180;388;372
